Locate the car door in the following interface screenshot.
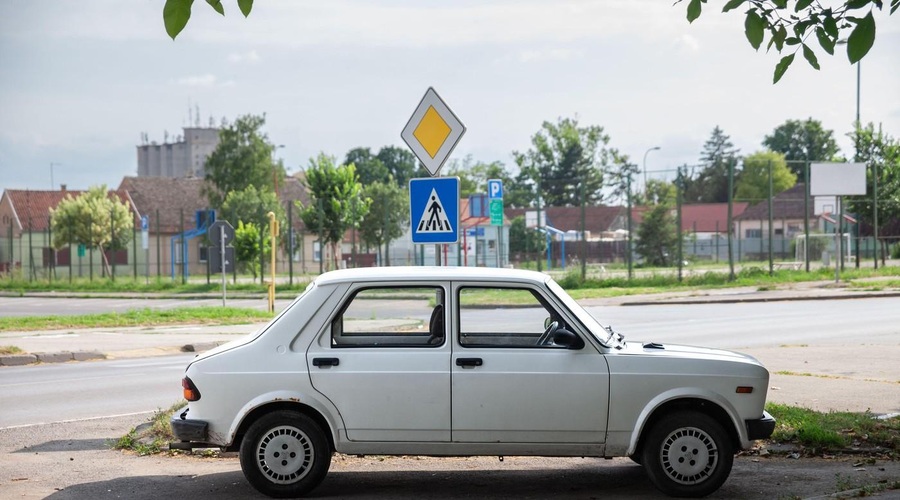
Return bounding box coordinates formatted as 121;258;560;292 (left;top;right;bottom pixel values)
450;282;610;444
307;283;451;442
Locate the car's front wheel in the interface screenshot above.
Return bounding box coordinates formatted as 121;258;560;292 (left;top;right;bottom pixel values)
641;411;733;498
239;410;331;498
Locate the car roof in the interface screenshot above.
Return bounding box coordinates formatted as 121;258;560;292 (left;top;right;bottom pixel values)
313;266;552;286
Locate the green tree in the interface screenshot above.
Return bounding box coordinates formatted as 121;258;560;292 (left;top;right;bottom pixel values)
444;156;513;199
358;181;407;265
344;147;389;185
49;185;134;277
376;146;422;186
234;220;264;280
643;179;678;205
763;118;841;177
513;116;624;208
203;114;285;209
221;185;285;227
682;0;894;83
735;151;798;202
297;153;369;270
683;126;741;203
508;215;543;255
845;124;900;249
635;186;679;268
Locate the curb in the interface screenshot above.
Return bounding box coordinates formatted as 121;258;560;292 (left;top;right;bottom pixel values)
0;351;106;366
621;291;900;306
0;342;228;367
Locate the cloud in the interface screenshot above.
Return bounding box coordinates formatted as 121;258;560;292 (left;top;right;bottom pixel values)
173;74;219;87
518;48;582;63
675;34;701;53
227;49;260;63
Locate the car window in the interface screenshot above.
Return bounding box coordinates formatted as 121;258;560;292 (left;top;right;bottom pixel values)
458;286;568;348
331;286;444;348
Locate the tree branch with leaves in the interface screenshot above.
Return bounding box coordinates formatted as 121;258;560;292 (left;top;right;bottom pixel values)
683;0;894;82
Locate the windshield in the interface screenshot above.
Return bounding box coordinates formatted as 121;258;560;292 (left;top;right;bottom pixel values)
546;278;614;345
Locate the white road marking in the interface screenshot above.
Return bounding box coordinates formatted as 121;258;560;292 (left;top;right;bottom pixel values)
0;410;157;430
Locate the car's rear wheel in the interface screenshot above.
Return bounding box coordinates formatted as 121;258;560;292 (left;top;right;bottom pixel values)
239;410;331;498
641;411;733;498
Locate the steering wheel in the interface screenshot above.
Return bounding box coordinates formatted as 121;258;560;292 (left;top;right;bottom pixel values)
536;320;559;346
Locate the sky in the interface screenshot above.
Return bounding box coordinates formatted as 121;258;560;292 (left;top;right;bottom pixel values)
1;0;898;193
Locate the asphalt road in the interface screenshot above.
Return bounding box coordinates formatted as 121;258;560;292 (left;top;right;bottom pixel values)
2;297;898;430
0;354;190;429
1;296;898;498
588;297;900;348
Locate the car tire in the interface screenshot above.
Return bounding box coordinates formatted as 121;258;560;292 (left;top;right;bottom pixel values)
239;410;331;498
641;411;733;498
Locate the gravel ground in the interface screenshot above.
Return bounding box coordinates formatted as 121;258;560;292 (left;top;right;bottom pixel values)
1;414;898;499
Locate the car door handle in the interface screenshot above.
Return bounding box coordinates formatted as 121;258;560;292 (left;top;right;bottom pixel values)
312;357;340;367
455;358;483;367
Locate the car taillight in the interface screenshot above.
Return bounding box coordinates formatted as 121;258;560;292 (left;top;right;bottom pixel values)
182;376;201;401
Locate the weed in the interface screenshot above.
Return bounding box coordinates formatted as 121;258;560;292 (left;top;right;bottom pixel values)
114;401;187;456
0;345;23;355
766;403;900;451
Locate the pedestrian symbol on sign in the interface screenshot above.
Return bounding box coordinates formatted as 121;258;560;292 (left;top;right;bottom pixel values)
417;189;453;233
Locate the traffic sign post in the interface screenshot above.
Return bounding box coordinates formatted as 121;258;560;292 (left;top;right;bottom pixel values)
141;215;150;283
208;220;235;306
402;87;465;266
488;179;504;267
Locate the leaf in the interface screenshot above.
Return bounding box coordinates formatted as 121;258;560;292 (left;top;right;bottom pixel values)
722;0;744;12
892;0;900;14
773;53;795;83
847;11;876;63
163;0;193;40
745;11;765;50
785;36;801;45
802;43;821;69
774;25;788;51
773;0;788;8
824;15;839;38
238;0;254;17
815;27;835;54
795;0;814;11
205;0;224;16
845;0;871;8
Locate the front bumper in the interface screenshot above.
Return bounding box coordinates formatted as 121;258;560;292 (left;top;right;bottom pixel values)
745;410;776;440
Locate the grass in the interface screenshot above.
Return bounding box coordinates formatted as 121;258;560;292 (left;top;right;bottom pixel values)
3;266;898;298
0;306;273;332
766;403;900;453
0;345;23;354
0;276;313;295
114;401;186;456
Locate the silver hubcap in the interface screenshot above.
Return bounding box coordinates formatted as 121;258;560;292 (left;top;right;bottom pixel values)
255;425;314;484
659;426;718;485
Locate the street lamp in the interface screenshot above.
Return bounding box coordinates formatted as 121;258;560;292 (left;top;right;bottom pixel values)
642;147;660;194
50;162;62;190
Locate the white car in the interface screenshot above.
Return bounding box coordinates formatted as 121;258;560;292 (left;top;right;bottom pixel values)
171;267;774;498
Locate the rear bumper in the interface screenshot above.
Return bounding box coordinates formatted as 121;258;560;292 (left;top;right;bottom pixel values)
745;410;776;440
170;415;209;443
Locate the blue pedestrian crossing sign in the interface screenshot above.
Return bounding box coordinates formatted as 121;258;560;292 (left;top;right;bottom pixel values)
410;177;459;244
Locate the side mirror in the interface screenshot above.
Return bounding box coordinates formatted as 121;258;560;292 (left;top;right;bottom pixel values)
552;328;584;349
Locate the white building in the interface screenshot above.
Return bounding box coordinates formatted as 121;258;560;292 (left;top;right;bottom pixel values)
137;127;220;179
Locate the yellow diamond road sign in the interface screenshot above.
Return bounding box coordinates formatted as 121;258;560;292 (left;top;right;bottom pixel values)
402;87;465;177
